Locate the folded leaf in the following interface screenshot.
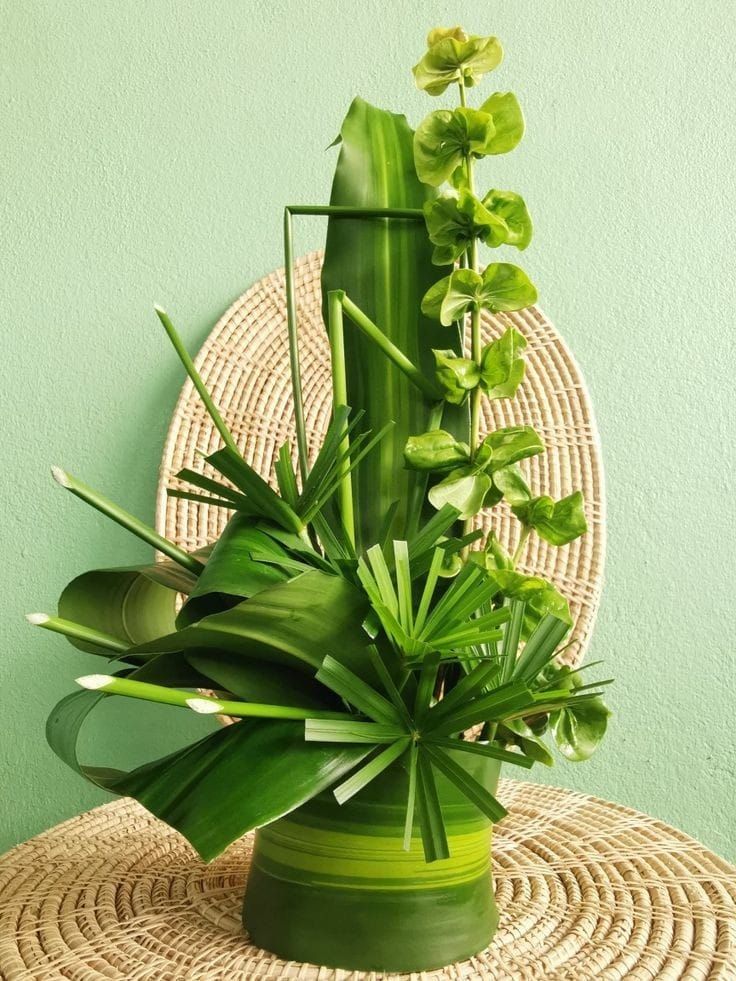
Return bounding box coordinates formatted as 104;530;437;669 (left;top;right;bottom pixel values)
413;31;503;96
428;467;492;519
480;327;527;399
433;348;481;404
512;490;587;546
404;430;470;471
482;190;533;249
478;426;544;471
177;514;291;627
185;649;336;710
424;192;508;266
321;97;463;550
478;91;525;154
414;107;496;186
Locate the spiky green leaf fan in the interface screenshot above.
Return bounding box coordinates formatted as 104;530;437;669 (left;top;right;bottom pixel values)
32;24;610;905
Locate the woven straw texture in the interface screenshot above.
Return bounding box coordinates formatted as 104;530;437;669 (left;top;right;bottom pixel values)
1;782;734;980
156;251;605;666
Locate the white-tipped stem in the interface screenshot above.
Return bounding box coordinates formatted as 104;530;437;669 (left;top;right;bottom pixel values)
51;465;71;488
25;612;50;625
154;306;239;455
186;697;223;715
27;613;128;652
76;674;114;691
50;466;204;576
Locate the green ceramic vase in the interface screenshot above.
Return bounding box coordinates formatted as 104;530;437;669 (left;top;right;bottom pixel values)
243;755;501;972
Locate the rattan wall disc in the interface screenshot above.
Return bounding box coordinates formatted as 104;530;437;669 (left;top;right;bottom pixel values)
156;250;605;665
1;783;735;979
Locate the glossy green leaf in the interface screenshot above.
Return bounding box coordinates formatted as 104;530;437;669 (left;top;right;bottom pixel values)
414;108;496;186
478;92;525;154
491;465;532;506
413;30;503;96
427;467;492;519
497;718;554;766
177;514;290;627
478;426;544;471
433;349;480;404
424;191;508;266
478;262;538;313
480;327;527;399
488;569;572;626
47;685;370;861
512;490;588;546
321;98;463;550
129;570;373;681
185;649;335;710
403;430;470;472
482;190;533;249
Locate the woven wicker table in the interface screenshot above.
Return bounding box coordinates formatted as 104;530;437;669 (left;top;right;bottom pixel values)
1;781;734;980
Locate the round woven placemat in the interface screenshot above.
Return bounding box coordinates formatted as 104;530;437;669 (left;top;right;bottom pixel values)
156;251;605;666
1;782;734;980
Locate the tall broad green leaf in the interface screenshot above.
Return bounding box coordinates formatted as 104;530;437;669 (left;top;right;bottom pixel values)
322;97;465;549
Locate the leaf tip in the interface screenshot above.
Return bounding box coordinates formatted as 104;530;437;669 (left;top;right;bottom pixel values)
186;697;222;715
76;674;113;691
25;612;49;625
50;466;71;488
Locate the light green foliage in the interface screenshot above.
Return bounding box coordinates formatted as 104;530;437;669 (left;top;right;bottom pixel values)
413;28;503;95
512;491;589;546
414;108;497;186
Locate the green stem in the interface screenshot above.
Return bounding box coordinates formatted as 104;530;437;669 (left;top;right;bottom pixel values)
512;526;531;567
283;208;310;481
327;291;356;548
340;294;442;401
286;205;423;220
75;674;355;721
25;613;127;652
52;467;205;575
154;306;239;456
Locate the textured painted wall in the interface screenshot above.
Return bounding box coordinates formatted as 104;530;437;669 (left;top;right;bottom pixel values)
1;0;734;861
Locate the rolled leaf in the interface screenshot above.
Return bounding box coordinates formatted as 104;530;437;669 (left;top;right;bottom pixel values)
127;569;374;681
58;567;178;656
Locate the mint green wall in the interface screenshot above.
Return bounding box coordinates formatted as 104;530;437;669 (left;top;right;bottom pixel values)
2;1;734;862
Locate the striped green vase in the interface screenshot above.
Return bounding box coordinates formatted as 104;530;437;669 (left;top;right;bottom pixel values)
243;755;501;972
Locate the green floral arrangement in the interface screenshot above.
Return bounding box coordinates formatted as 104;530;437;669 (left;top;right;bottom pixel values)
30;26;610;973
